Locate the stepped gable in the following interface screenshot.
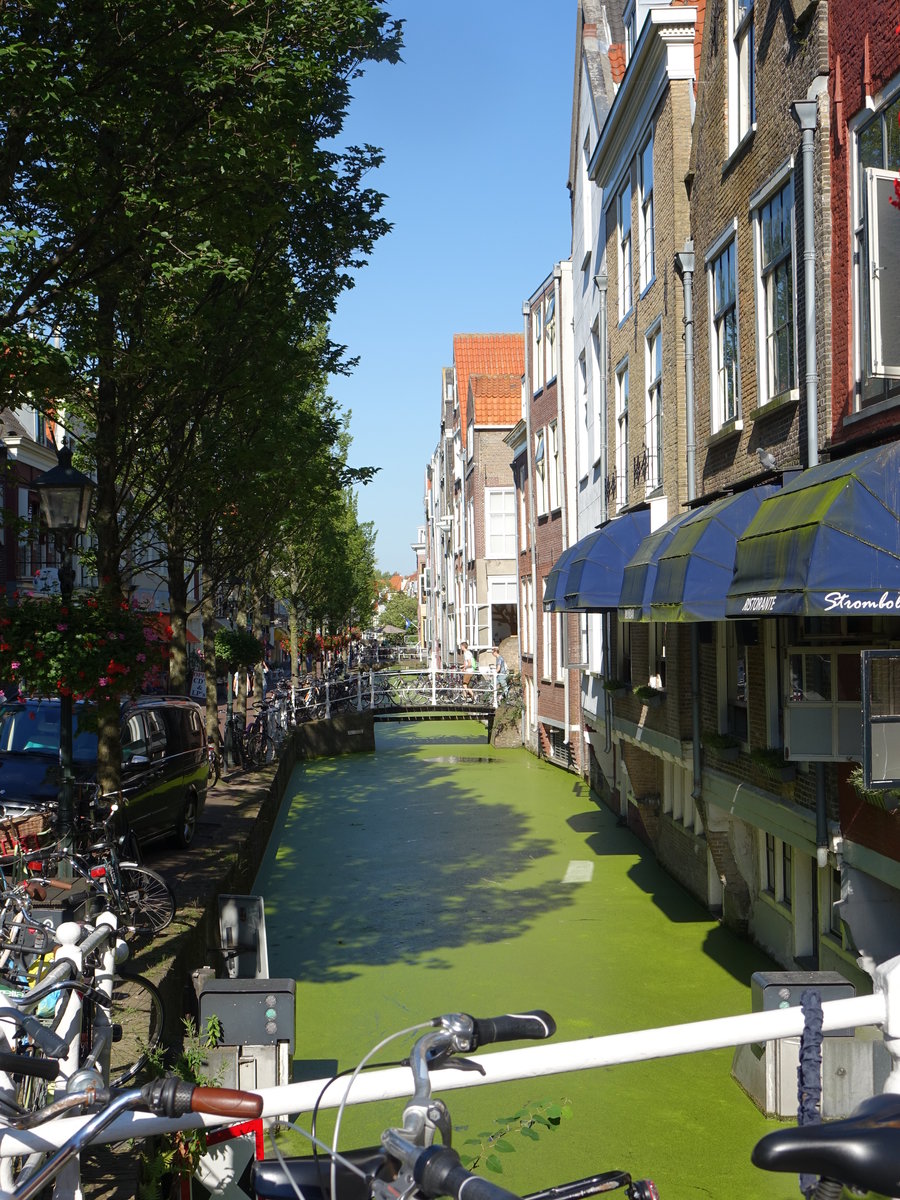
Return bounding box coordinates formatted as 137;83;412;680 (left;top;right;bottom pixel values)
452;333;523;448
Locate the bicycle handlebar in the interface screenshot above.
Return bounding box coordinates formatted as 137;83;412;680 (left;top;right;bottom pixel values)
469;1011;556;1049
0;1010;69;1060
0;1050;60;1081
400;1142;521;1200
141;1078;263;1120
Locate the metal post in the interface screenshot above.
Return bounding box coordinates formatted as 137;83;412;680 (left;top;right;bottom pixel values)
224;669;235;768
57;543;76;856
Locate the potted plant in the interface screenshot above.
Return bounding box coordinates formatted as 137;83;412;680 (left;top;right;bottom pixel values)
848;766;900;811
633;683;664;708
750;745;796;782
602;677;630;699
703;730;741;762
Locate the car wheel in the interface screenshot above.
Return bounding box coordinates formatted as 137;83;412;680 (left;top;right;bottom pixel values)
176;792;199;848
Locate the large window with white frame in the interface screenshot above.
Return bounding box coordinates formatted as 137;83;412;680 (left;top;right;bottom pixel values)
545;294;558;381
517;463;529;552
639;134;655;291
548;420;560;511
618;176;633;319
578;351;589;479
645;325;662;491
615;360;629;510
466;497;475;562
534;429;548;516
485;487;516;559
753;174;796;405
591;322;602;466
729;0;755;152
854;85;900;399
555;613;565;682
488;576;518;643
542;581;552;679
533;305;544;393
708;232;739;429
520;578;530;655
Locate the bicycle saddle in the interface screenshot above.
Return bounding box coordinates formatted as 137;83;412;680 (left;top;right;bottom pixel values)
251;1147;394;1200
752;1092;900;1196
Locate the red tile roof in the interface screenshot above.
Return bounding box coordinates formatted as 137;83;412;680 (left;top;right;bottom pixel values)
470;374;521;428
609;43;626;85
452;333;524;447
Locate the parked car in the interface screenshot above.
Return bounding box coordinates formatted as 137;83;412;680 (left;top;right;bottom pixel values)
0;695;209;850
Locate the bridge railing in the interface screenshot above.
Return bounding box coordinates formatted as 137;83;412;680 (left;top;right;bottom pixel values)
283;668;503;720
14;954;900;1150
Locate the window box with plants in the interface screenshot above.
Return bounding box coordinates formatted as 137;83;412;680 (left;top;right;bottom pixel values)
848;766;900;811
633;683;664;708
703;730;741;762
602;677;631;700
750;745;796;783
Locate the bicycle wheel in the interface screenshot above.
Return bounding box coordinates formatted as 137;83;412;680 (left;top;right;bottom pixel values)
117;864;176;935
107;972;164;1085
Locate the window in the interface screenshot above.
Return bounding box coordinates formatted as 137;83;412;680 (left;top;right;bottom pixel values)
548;420;560;511
518;464;529;551
534;429;547;516
520;578;530;655
489;577;517;643
709;237;739;428
542;581;552;679
764;833;776;895
466;419;474;461
545;294;557;381
624;1;636;65
639;135;655;290
578;351;589;479
591;323;602;464
730;0;755;151
785;648;863;760
645;327;662;491
555;613;565;682
618;618;633;685
533;306;544;392
726;623;748;740
486;488;516;558
755;178;796;403
618;176;633;318
855;91;900;394
615;362;629;509
467;497;475;561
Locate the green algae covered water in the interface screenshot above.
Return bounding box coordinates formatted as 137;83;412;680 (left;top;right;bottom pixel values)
254;721;796;1200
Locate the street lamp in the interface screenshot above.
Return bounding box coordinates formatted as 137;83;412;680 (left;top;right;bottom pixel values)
34;442;95;850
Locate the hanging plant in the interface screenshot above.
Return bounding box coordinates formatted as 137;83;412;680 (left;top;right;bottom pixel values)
0;591;169;701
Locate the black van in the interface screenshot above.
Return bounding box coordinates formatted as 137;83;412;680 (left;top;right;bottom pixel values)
0;696;209;849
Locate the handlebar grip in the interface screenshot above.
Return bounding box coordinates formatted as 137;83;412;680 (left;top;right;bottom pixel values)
0;1050;60;1080
191;1086;263;1119
16;1014;69;1060
471;1010;556;1048
414;1146;522;1200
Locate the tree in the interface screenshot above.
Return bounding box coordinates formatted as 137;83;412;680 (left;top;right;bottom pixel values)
379;591;418;631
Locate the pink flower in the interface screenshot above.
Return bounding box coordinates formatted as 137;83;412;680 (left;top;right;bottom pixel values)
57;623;68;632
10;661;19;670
98;676;109;687
136;653;146;663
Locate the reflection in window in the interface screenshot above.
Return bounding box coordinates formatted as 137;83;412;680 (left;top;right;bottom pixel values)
790;652;832;701
727;623;748;739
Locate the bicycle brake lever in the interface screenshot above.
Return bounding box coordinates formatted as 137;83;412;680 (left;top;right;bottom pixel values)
428;1056;487;1076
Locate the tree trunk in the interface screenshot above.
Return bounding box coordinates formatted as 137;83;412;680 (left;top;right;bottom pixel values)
166;543;188;695
201;580;219;745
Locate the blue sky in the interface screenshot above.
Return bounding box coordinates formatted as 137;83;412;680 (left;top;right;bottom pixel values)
328;1;577;574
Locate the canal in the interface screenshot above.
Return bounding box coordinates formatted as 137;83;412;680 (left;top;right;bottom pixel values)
253;721;793;1200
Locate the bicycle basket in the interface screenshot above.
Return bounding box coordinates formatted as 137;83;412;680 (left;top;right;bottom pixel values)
0;813;52;862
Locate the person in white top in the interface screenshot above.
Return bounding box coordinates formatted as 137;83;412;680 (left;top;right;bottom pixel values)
459;640;475;699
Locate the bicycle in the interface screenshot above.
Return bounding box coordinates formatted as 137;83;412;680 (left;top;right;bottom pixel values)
251;1010;659;1200
752;1090;900;1199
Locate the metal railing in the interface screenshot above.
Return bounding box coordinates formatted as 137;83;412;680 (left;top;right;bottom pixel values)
282;668;506;721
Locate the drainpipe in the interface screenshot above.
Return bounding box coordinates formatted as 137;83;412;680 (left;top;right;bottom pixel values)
553;269;574;759
792;99;819;470
594;270;614;755
794;96;828;871
523;301;539;752
676;243;702;806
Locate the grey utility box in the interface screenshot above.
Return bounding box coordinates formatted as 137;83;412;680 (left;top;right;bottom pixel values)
732;970;891;1118
198;978;295;1051
218;894;269;980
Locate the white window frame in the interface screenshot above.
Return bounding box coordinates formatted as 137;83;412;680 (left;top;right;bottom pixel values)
548;420;560;511
467;497;475;561
645;325;662;492
752;169;797;406
534;428;548;516
639;133;655;292
591;321;603;468
545;294;558;382
615;360;629;510
624;0;636;66
466;419;474;461
784;646;864;762
485;487;516;559
533;306;544;393
555;612;565;682
706;225;740;431
578;350;589;481
729;0;756;153
618;176;633;320
542;581;552;680
761;832;793;910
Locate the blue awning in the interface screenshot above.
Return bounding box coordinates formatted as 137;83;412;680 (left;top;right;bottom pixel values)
543;542;580;612
649;485;779;622
618;509;696;621
562;510;651;610
726;443;900;617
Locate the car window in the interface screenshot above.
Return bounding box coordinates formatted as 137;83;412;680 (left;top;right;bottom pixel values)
144;709;168;758
121;713;148;763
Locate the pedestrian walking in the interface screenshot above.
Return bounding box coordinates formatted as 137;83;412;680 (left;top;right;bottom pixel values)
460;640;475;700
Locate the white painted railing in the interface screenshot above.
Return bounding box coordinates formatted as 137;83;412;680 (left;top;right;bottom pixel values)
4;954;900;1159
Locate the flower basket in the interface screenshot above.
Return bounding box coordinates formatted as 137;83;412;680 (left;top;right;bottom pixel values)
602;678;630;700
704;731;741;762
751;747;796;782
633;685;664;708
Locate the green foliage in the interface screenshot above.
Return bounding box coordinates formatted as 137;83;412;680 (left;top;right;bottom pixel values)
139;1015;224;1200
379;590;418;630
703;730;741;751
214;627;264;671
0;592;168;699
848;765;900;809
460;1098;572;1175
601;678;629;693
633;683;663;701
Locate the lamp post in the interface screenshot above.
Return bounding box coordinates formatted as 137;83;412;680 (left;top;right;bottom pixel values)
34;442;95;851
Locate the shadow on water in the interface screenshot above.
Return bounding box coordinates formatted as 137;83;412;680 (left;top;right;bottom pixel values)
261;723;578;983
